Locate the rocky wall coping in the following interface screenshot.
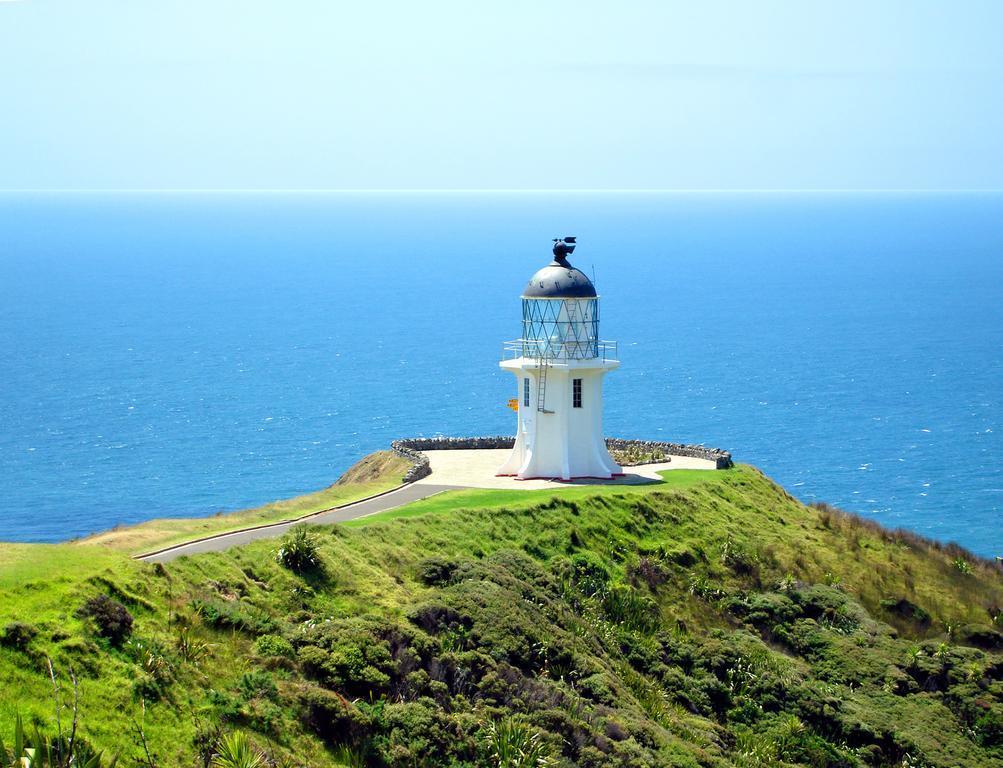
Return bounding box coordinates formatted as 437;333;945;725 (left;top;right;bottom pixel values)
391;436;733;483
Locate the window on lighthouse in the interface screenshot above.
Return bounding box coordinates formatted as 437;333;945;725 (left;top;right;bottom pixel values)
523;378;530;407
573;378;582;408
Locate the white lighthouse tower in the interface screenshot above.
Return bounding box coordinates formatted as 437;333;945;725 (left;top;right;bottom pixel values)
498;238;621;480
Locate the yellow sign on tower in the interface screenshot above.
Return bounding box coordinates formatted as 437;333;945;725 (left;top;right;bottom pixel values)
507;398;519;411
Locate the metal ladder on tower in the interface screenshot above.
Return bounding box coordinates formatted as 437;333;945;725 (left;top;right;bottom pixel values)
537;357;553;413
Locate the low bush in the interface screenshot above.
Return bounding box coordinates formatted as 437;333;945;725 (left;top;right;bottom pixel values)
253;634;294;659
880;597;932;627
237;670;278;702
0;622;37;651
77;594;133;646
627;557;669;590
569;553;610;597
416;557;459;586
192;598;276;635
296;683;372;747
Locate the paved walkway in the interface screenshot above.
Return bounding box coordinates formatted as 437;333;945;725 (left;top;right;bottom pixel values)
415;449;717;490
137;483;459;563
138;448;716;563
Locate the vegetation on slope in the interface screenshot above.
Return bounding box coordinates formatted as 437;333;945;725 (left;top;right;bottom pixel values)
2;464;1002;767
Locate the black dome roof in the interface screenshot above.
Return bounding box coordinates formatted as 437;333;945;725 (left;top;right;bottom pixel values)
522;261;597;298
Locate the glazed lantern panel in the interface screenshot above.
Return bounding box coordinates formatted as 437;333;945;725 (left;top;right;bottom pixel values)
520;297;599;360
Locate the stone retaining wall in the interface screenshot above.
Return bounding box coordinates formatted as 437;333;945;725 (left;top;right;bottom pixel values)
391;436;515;482
391;436;732;482
604;438;733;469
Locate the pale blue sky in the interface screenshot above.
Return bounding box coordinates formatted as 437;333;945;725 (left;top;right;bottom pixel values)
1;1;1001;190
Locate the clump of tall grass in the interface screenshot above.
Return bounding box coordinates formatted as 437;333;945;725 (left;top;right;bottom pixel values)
482;716;554;767
210;731;264;768
0;713;117;768
275;526;322;574
176;627;212;665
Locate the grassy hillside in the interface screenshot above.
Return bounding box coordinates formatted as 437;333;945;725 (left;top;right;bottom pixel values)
2;463;1001;767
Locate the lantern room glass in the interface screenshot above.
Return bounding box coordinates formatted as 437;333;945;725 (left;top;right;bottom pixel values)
520;298;600;360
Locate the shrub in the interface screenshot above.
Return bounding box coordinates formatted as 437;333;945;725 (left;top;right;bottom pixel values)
569;553;610;597
627;557;668;589
297;641;392;695
297;684;372;746
77;594;133;645
253;634;294;659
880;597;932;627
0;622;37;651
664;547;698;567
720;536;758;576
276;526;322;573
237;670;278;702
416;557;459;585
957;624;1003;650
974;709;1003;748
192;598;276;635
407;603;469;635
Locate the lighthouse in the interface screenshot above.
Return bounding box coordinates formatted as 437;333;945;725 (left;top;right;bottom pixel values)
498;238;622;480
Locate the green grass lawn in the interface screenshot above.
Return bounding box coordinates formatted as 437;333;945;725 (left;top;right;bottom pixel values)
344;467;727;527
0;543;129;592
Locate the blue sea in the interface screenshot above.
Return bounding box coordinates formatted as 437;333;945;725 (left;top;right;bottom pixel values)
1;192;1001;555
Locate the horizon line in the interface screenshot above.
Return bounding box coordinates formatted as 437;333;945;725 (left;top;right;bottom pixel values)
1;187;1002;195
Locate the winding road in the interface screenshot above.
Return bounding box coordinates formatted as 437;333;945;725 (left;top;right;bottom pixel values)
135;448;718;564
137;483;460;563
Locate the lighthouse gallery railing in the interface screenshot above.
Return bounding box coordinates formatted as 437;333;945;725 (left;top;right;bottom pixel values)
502;339;618;362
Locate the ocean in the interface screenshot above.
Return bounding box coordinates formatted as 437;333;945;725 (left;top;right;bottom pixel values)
1;191;1000;555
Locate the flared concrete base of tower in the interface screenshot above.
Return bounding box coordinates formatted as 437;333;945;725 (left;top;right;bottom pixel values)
498;357;621;481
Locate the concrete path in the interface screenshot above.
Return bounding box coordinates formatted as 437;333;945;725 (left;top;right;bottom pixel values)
416;449;717;490
137;448;716;563
137;483;460;563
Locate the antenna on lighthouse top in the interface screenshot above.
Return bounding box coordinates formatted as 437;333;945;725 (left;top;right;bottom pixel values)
552;236;577;266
